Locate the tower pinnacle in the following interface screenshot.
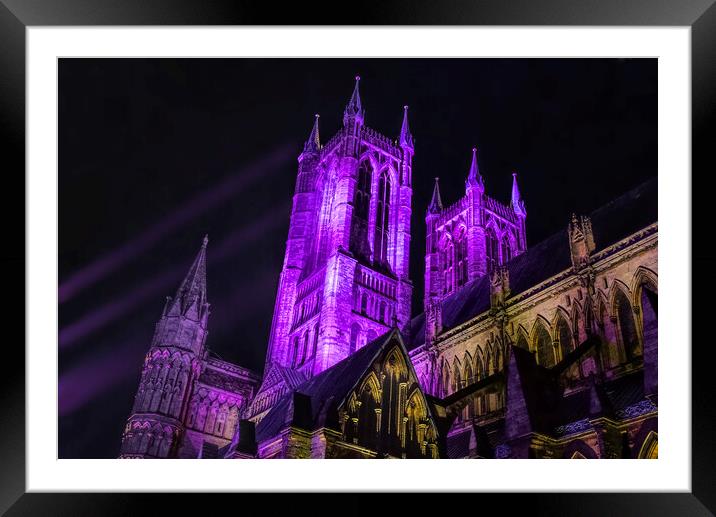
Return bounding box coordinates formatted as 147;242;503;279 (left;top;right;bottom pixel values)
304;114;321;153
511;172;526;216
466;147;484;190
428;177;443;214
167;236;209;318
343;75;364;125
400;105;414;150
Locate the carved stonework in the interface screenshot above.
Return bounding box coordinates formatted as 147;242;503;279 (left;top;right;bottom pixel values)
490;266;510;309
569;214;596;270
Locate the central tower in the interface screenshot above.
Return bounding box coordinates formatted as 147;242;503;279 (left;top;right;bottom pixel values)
264;76;414;380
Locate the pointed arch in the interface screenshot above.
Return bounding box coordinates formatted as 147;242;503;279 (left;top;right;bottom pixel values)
357;370;382;403
631;266;658;306
462;351;474;384
349;322;362;354
383;346;409;378
608;280;632;317
553;308;574;361
441;360;451;397
474;347;485;381
531;317;555;368
373;168;392;264
350;157;374;259
485;225;499;273
514;325;530;351
451;356;462;391
610;282;640;361
484;345;494;376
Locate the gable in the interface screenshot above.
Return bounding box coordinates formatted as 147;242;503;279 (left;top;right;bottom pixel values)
256;329;443;457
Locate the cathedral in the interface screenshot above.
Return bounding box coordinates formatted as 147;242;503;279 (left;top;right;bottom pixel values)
119;77;658;460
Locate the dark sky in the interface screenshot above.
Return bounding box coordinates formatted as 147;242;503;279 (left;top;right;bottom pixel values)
58;58;656;458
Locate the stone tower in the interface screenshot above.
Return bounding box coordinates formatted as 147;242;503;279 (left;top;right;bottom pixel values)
264;76;414;379
119;237;210;458
424;149;527;342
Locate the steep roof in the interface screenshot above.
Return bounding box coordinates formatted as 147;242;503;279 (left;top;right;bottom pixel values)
407;178;657;351
255;328;411;443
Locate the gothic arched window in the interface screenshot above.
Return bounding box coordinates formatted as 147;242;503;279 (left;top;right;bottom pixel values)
374;171;391;265
312;322;320;358
556;317;573;362
534;323;555;368
452;362;462;392
291;336;300;368
355;161;372;220
640;284;657;356
301;331;310;365
349;323;361;354
456;229;468;287
443;240;454;294
515;333;529;351
486;228;499;273
615;289;640;361
501;236;512;265
350;160;373;258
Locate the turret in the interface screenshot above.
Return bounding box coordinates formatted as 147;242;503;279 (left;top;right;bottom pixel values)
120;237;209;458
511;172;527;251
296;114;321;192
156;235;210;354
301;113;321;156
424;178;443;310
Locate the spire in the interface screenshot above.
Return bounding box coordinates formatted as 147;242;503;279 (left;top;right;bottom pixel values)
167;235;209;318
428;177;443;214
343;75;364;124
511;172;526;216
466;147;484;189
399;105;414;150
303;114;321;153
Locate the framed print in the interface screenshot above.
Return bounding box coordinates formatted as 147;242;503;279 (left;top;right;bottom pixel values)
1;0;712;514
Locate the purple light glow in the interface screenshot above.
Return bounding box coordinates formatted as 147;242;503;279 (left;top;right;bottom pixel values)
59;145;294;304
59;202;290;348
264;77;414;378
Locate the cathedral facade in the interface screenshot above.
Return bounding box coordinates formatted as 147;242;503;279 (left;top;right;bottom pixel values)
119;77;657;460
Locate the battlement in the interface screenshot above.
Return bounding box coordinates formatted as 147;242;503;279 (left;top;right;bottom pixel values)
320;128;345;158
484;195;517;223
361;126;402;157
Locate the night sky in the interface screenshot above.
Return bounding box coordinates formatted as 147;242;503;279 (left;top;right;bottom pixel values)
58;58;656;458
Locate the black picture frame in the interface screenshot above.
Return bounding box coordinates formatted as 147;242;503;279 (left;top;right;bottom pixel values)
1;1;711;514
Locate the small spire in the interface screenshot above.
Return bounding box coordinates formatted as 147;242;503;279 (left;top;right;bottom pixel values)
167;236;208;317
303;113;321;153
511;172;526;216
344;75;364;122
399;105;414;150
428;177;443;214
466;147;484;189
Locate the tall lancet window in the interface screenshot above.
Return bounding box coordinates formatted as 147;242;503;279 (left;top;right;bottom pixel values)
456;229;468;287
350;161;372;259
443;240;454;294
486;228;499;273
374;171;391;265
500;236;512;265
